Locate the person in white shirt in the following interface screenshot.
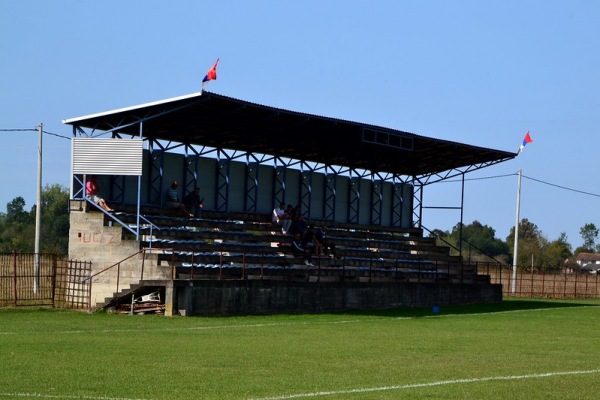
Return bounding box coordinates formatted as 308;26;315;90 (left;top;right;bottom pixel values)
272;202;292;234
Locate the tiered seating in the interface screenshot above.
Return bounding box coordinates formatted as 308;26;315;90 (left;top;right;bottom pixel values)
111;207;478;283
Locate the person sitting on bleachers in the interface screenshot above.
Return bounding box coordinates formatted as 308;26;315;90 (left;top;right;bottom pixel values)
165;180;193;217
272;202;292;234
184;187;204;218
289;213;307;236
85;175;114;212
316;223;336;258
291;233;313;266
302;223;322;257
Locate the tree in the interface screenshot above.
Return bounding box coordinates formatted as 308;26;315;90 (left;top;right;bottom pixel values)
449;220;509;262
0;196;35;253
5;196;33;225
542;232;572;272
577;223;598;254
506;218;546;270
39;184;70;256
0;185;69;256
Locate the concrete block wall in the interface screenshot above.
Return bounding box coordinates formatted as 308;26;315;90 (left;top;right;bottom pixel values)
176;280;503;316
68;200;169;308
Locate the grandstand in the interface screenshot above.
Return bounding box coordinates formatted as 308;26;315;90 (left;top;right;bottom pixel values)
63;91;515;315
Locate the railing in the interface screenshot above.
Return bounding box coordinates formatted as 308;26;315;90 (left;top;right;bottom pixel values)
83;197;162;241
421;224;505;266
81;248;175;304
163;248;476;284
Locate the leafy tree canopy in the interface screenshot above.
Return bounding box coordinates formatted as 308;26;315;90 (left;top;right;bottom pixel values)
0;184;69;256
449;220;509;260
578;223;598;254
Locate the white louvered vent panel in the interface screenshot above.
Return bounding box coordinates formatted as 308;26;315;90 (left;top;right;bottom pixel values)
72;138;143;176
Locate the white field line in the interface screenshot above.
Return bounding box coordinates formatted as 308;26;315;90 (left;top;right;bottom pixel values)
2;369;599;400
249;369;600;400
0;305;597;336
0;320;374;336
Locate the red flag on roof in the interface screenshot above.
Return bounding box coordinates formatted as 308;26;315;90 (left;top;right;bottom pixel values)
202;58;219;90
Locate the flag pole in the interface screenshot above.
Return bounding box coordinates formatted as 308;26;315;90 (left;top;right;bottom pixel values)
511;169;522;294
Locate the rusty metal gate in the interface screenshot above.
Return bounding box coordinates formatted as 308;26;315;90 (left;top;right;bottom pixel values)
0;253;92;309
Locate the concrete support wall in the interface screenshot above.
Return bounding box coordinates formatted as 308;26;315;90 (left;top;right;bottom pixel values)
68;200;170;308
176;280;502;316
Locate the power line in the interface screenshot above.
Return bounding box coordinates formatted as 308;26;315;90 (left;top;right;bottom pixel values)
523;174;600;199
442;173;517;183
42;130;71;140
465;173;517;182
1;127;71;140
430;172;600;200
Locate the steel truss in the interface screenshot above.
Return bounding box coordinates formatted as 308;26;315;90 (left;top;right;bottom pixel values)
71;117;512;229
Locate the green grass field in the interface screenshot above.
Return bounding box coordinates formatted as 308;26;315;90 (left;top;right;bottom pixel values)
1;299;599;400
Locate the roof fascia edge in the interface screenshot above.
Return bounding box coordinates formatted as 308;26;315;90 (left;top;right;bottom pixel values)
73;95;209;137
62;91;203;124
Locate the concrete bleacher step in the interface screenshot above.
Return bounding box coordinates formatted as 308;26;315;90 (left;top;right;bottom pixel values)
104;207;491;285
138;225;453;260
114;210;274;231
136;226;285;244
114;205;269;220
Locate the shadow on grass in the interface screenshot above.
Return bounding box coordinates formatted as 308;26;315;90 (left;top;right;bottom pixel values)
339;298;600;319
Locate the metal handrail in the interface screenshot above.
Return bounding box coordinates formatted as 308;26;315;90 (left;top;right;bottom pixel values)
421;224;504;266
81;247;174;281
82;198;162;245
84;197;137;236
81;247;175;308
81;248;146;284
131;214;161;250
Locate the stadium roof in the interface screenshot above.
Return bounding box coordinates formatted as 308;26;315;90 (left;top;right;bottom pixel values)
63;91;516;178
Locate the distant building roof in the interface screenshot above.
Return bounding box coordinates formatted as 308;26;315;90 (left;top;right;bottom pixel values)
575;252;600;262
580;263;600;271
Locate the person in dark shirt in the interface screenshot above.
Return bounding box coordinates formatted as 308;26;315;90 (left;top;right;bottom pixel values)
302;223;322;257
288;204;306;236
184;187;204;218
316;223;336;258
165;180;193;217
292;233;313;266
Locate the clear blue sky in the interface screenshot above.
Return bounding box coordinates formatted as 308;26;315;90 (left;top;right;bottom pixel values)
2;0;599;249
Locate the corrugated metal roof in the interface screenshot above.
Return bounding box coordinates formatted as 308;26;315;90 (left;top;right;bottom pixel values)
63;91;516;178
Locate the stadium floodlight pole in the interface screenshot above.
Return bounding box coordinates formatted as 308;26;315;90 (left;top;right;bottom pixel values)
511;169;522;294
34;122;43;294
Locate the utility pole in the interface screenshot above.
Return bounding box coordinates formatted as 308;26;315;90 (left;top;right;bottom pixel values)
34;123;43;293
511;169;522;294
